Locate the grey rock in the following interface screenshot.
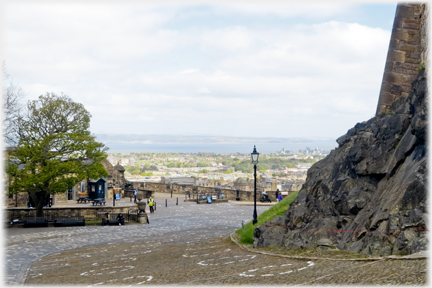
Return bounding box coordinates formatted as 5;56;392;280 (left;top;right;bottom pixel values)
317;238;334;247
253;71;428;256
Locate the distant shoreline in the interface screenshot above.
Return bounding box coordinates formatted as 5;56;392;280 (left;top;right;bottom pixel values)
104;140;337;154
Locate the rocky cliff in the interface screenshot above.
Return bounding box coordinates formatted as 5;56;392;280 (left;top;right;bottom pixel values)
253;69;427;256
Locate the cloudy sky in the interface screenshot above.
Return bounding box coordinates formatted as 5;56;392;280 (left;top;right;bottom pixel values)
3;1;397;139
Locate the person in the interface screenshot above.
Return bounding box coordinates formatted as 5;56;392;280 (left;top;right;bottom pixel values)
116;213;125;225
134;189;137;203
278;192;283;202
102;212;110;226
275;189;280;202
148;196;154;213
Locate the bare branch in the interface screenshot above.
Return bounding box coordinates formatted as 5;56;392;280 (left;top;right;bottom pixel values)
3;63;25;145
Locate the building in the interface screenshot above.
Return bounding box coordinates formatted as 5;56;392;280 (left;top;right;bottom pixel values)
5;159;126;207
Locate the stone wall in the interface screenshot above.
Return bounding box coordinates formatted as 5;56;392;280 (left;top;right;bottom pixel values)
4;192;28;208
5;206;135;222
420;3;429;64
376;3;428;115
132;181;264;202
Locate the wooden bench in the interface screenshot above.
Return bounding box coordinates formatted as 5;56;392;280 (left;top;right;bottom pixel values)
92;198;106;206
54;216;85;227
23;217;49;228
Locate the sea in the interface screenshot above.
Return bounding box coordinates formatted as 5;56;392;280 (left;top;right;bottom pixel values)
104;139;338;154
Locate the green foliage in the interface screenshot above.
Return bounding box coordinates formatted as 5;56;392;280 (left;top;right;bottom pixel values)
196;161;211;167
126;165;140;174
229;155;300;174
141;164;158;171
140;172;153;176
235;191;299;244
416;62;425;71
131;170;140;175
6;93;108;216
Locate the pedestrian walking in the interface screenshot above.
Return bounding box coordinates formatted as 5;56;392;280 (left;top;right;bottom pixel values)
134;189;137;203
148;196;154;213
278;193;283;202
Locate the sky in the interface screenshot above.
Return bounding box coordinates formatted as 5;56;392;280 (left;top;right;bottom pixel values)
2;1;398;139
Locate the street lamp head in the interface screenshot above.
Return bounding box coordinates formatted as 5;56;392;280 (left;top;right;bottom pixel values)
251;145;259;165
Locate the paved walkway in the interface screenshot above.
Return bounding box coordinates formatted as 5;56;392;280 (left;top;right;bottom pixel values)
4;193;270;285
4;194;426;285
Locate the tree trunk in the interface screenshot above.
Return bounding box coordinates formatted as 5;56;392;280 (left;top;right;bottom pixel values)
29;190;48;217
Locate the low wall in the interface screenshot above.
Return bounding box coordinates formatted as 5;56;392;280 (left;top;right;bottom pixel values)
4;206;137;222
132;181;292;202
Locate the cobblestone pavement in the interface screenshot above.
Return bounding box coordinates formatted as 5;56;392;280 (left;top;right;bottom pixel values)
24;237;427;286
4;194;427;286
4;194;269;285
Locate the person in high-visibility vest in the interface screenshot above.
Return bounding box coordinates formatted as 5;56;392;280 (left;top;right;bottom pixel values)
148;197;154;213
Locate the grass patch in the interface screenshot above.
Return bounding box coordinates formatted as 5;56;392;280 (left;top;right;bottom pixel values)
235;191;299;244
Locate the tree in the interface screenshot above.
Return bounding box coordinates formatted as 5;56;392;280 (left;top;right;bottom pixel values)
6;93;108;216
3;63;25;145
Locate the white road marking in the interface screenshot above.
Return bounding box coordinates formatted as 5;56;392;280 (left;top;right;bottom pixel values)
240;261;315;277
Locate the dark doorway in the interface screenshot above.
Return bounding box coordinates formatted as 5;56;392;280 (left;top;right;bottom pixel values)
67;188;74;200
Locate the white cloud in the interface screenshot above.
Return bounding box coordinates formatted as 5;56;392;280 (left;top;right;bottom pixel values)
200;26;253;52
4;2;393;138
197;87;210;94
214;3;352;18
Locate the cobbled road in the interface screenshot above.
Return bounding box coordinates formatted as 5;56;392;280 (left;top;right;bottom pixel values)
4;194;427;286
5;195;268;285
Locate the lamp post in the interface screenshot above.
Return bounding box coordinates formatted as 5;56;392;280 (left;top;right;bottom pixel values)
251;145;259;225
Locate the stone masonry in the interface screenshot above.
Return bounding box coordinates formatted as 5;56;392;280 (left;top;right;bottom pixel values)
376;3;428;115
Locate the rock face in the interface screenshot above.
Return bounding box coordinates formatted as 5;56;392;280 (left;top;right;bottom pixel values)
253;70;427;256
